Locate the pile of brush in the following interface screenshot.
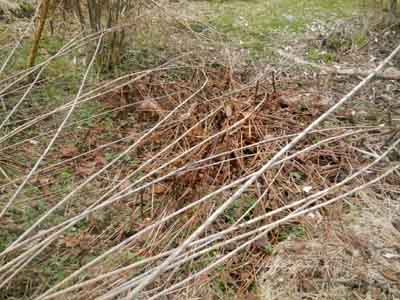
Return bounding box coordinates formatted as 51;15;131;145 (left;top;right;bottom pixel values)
0;62;395;299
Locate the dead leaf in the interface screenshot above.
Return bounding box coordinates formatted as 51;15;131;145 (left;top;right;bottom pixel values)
101;91;122;108
64;236;80;248
153;184;167;194
191;126;203;138
61;145;79;158
150;132;161;143
224;103;233;117
382;270;399;282
77;161;96;177
95;153;107;166
79;233;92;250
64;233;92;250
138;98;163;114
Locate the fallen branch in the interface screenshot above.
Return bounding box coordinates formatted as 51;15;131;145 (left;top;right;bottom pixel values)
277;49;400;80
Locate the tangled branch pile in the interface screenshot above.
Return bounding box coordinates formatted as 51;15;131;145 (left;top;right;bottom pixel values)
1;3;400;299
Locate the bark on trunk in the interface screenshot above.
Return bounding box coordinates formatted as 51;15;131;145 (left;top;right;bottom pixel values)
27;0;51;68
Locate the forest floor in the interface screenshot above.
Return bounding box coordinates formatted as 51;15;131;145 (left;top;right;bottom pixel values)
1;0;400;299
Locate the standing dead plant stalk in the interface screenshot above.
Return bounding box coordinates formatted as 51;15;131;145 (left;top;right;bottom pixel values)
27;0;51;69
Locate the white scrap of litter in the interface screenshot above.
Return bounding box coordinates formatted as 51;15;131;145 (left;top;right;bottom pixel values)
303;186;313;193
29;139;39;145
383;253;400;259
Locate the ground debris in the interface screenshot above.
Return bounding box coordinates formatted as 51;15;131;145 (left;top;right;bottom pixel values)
260;190;400;300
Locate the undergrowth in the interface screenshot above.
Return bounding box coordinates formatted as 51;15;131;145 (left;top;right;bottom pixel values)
0;1;399;299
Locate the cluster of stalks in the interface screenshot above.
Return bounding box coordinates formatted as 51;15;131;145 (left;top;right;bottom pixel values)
1;5;400;300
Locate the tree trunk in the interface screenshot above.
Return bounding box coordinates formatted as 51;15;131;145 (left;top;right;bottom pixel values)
389;0;398;17
27;0;51;68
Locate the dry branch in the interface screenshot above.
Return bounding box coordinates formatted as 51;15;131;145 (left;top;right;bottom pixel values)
277;49;400;80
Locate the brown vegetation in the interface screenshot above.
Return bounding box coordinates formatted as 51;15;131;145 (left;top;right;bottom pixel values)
1;1;400;299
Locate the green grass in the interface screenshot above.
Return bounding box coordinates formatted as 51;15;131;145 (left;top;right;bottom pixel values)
0;33;81;78
307;47;336;63
202;0;372;57
0;30;104;257
0;31;91;128
277;224;307;241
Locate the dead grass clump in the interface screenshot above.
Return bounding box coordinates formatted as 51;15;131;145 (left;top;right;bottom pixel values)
260;188;400;300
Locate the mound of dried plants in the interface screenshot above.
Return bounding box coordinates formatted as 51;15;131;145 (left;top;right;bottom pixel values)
1;3;400;300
